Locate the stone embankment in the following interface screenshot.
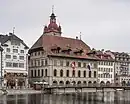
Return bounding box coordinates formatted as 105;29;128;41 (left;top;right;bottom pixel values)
0;89;42;95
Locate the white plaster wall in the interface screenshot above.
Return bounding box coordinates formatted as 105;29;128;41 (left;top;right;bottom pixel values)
2;40;28;74
98;61;114;84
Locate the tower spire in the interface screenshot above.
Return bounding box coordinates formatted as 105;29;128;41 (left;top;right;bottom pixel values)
13;27;15;34
52;5;54;13
43;7;62;36
79;32;82;40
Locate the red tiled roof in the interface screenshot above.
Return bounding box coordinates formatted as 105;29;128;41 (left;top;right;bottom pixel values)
47;53;99;60
42;35;90;52
96;51;114;61
30;35;91;54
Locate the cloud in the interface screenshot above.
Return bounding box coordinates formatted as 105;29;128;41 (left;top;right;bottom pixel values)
0;0;130;52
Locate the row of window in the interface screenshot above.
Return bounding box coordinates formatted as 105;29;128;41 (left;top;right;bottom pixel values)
54;69;97;78
54;60;97;68
98;61;113;66
116;57;129;61
5;55;24;60
30;69;97;78
116;67;129;70
6;62;24;68
30;59;48;67
31;69;47;77
30;51;44;57
98;68;113;72
116;54;129;58
116;62;129;66
6;48;24;53
98;74;112;78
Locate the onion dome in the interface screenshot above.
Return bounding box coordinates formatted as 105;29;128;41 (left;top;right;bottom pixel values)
43;12;62;34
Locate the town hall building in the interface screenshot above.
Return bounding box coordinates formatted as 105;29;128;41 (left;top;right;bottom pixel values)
28;11;99;87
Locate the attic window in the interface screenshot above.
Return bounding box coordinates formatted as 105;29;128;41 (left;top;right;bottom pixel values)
11;40;20;46
61;46;72;54
74;49;83;55
51;46;61;53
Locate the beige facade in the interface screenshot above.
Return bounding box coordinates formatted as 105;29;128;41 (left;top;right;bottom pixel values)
29;53;98;86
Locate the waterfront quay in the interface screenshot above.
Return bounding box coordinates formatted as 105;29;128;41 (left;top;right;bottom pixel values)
44;84;130;94
0;91;130;104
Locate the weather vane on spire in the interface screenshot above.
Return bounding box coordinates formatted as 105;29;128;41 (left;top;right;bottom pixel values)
52;5;54;13
13;27;15;34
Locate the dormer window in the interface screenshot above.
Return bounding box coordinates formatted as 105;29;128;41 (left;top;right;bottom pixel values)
11;40;20;46
74;48;83;55
61;49;71;54
51;45;61;54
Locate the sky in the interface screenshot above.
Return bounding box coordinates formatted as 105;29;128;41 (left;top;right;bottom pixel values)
0;0;130;52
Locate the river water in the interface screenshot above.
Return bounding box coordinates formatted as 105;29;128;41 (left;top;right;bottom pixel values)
0;91;130;104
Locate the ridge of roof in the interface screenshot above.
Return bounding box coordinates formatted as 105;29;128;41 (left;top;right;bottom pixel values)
30;35;91;51
0;33;29;49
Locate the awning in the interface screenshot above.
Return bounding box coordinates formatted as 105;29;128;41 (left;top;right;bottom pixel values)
5;70;28;74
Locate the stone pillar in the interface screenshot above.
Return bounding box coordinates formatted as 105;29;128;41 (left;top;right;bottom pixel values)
3;79;7;88
15;79;18;89
25;79;28;88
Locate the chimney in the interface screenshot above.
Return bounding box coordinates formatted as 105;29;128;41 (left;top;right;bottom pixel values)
76;36;78;40
9;33;13;36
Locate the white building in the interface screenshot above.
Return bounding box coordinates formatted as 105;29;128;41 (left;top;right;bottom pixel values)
106;51;130;86
0;33;29;88
96;51;115;85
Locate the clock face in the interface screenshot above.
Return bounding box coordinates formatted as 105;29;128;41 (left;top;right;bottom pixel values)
52;19;56;22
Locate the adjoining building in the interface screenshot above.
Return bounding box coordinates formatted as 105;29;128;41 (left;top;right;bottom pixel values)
0;33;29;89
95;50;115;86
106;51;130;86
28;12;99;89
0;46;3;88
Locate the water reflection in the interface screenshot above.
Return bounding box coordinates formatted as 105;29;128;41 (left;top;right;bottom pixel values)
0;91;130;104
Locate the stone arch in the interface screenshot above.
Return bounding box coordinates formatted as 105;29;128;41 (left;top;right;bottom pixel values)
77;81;81;85
106;81;111;86
72;81;76;85
59;81;64;85
53;80;58;85
66;81;70;85
83;81;87;85
100;81;105;86
122;81;126;86
88;81;92;86
93;81;97;87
